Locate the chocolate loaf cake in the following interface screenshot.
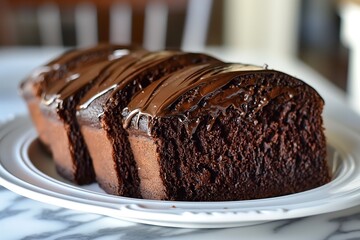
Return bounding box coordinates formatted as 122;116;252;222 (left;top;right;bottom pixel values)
122;62;330;200
20;44;331;201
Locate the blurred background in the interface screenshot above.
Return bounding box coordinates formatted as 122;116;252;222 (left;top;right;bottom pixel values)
0;0;357;95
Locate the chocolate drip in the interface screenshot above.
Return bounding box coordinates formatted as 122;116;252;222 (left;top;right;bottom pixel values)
37;45;140;105
124;63;299;135
77;51;189;110
31;44;298;136
78;49;150;109
105;51;214;105
77;51;219;122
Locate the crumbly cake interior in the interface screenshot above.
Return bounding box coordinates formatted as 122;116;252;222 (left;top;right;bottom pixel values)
99;53;220;196
124;70;328;200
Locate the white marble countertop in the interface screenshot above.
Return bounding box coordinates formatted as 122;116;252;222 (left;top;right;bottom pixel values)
1;47;360;239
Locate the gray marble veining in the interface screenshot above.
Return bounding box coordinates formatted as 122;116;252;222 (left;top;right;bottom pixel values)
1;184;360;240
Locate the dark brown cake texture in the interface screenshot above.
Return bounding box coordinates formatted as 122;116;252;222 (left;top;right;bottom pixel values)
20;44;331;201
77;51;220;197
122;63;331;201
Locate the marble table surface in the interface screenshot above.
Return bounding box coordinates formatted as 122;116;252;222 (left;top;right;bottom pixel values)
1;47;360;239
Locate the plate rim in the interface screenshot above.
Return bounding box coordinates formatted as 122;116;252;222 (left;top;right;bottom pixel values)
1;115;360;228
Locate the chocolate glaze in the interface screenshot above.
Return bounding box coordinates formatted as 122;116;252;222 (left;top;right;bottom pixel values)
78;50;150;109
20;44;138;100
40;46;142;107
77;51;220;119
77;50;220;123
22;44;302;136
77;51;184;111
123;63;299;135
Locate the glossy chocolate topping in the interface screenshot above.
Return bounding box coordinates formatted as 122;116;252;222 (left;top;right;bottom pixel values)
123;63;299;134
78;49;150;109
77;51;219;112
27;44;300;136
21;45;137;96
78;51;185;110
36;45;140;105
104;51;220;107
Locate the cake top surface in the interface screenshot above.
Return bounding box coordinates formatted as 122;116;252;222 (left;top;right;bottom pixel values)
122;62;308;134
41;45;140;106
20;44;137;99
20;44;318;136
78;50;216;110
125;63;264;117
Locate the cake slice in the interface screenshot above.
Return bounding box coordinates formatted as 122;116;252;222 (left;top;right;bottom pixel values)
21;44;142;184
122;62;331;201
20;44;129;148
77;51;221;196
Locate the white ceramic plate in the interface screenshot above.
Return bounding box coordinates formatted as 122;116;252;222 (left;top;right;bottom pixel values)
0;116;360;228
